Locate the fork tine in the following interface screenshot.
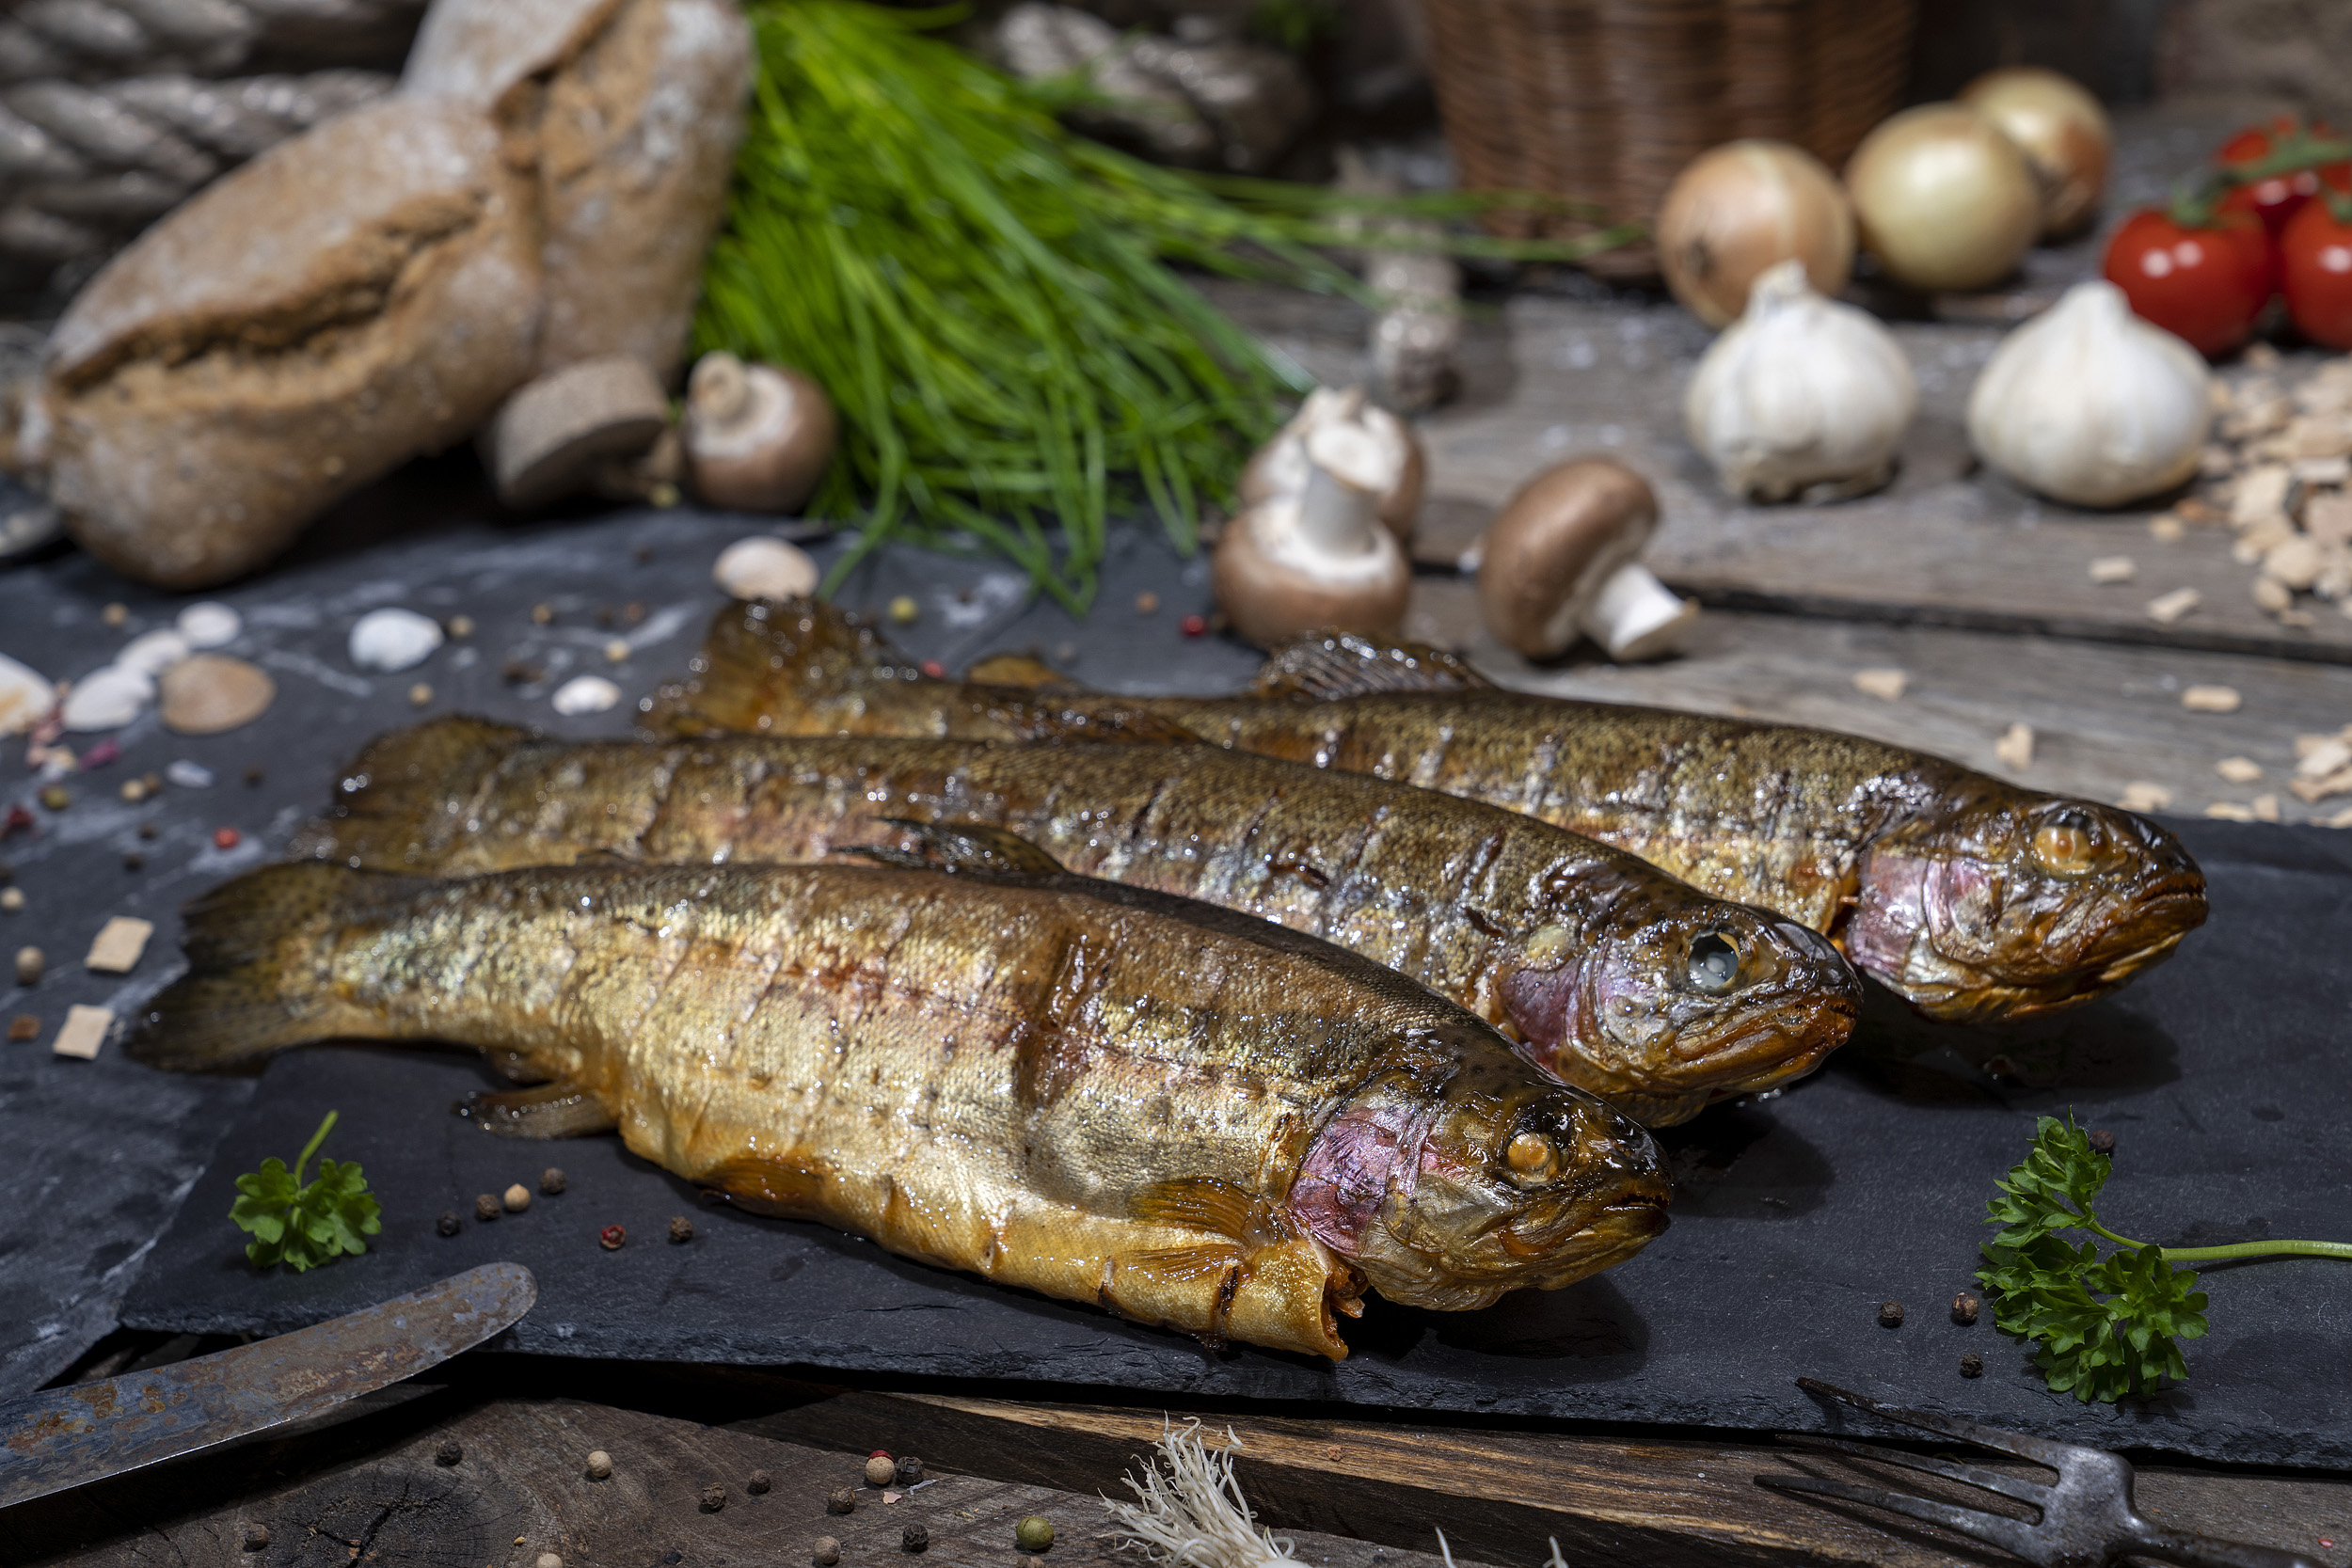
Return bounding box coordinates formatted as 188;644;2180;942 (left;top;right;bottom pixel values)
1795;1376;2087;1468
1757;1473;2048;1562
1774;1433;2052;1507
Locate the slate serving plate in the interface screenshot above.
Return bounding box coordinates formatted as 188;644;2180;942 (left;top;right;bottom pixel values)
8;499;2346;1465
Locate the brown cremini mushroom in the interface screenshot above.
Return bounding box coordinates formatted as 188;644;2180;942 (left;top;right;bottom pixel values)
1213;420;1411;647
684;353;837;514
484;356;671;510
1476;459;1698;662
1237;386;1423;543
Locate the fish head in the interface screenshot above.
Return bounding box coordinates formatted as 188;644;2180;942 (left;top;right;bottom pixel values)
1292;1037;1672;1311
1500;895;1862;1124
1847;794;2207;1022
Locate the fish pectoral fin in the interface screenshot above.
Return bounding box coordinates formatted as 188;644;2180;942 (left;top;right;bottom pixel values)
847;818;1068;877
1122;1243;1243;1287
1129;1177;1295;1246
456;1080;617;1139
1249;632;1495;700
965;652;1076;689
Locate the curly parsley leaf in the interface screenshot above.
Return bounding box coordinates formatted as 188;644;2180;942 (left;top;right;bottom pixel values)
229;1111;382;1273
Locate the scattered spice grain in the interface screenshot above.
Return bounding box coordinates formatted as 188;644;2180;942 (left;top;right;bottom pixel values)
1952;1292;1980;1325
437;1211;462;1237
902;1525;930;1553
409;683;434;707
503;1183;532;1212
103;603;128;627
16;947;41;985
475;1194;501;1223
137;820;156;839
1181;613;1207;637
702;1483;728;1513
829;1488;857;1514
242;1522;269;1551
2088;1129;2117;1157
1136;591;1160;614
815;1536;842;1565
39;785;69;812
748;1468;772;1495
448;615;475;640
8;1015;36;1042
587;1450;614;1480
121;852;144;871
668;1214;694;1243
888;595;919;625
1016;1515;1056;1552
599;1224;627;1250
213;826;241;849
541;1166;567;1195
1879;1301;1905;1328
0;890;22;913
1961;1352;1984;1377
243;766;263;785
896;1456;925;1485
532;603;555;625
437;1438;463;1465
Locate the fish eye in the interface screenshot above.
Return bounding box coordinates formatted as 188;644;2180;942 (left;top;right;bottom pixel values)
2032;809;2106;875
1687;930;1742;995
1505;1131;1560;1182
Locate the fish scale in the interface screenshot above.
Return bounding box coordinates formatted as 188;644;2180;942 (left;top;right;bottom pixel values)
296;718;1863;1125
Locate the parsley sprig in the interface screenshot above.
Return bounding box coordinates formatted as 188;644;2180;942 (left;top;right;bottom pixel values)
229;1111;383;1273
1979;1117;2352;1402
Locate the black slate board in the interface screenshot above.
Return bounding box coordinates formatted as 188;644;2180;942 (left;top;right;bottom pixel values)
0;489;1245;1395
9;496;2352;1468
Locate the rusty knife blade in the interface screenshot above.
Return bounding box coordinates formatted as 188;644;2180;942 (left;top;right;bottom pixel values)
0;1262;534;1511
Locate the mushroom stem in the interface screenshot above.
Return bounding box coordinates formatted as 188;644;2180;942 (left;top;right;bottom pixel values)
1294;423;1397;558
1582;562;1699;661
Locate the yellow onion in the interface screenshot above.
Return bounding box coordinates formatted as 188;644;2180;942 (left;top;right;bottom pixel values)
1845;103;2040;293
1960;67;2112;239
1658;140;1856;327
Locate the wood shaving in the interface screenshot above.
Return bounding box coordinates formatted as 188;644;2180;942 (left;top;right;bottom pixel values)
2253;576;2294;613
85;915;153;974
2297;738;2352;778
2181;685;2242;713
53;1004;113;1060
2254;793;2281;822
1994;722;2033;771
2265;534;2325;589
2217;756;2265;784
2204;801;2257;821
1851;668;1907;701
2119;781;2174;812
2088;556;2136;584
2145;588;2202;625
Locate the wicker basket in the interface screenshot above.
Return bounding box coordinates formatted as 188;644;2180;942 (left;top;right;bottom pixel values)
1421;0;1917;275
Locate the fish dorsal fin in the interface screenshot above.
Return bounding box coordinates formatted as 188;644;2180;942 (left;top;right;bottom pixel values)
1248;632;1495;701
966;651;1075;689
848;818;1068;877
649;596;894;736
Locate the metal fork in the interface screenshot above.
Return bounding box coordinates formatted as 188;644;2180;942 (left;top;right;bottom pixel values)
1755;1377;2324;1568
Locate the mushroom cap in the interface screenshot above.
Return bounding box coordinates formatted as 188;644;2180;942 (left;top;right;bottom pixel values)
486;355;671;510
684;358;837;514
1237;388;1423;543
1211;497;1411;648
1476;459;1660;658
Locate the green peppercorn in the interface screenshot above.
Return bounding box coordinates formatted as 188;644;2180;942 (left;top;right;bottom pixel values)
1016;1515;1055;1552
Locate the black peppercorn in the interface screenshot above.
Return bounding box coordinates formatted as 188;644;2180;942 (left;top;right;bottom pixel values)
701;1482;727;1513
828;1488;856;1515
903;1525;930;1553
436;1438;463;1465
242;1522;270;1551
2088;1129;2117;1157
747;1468;772;1495
668;1214;694;1243
1961;1352;1984;1378
541;1166;567;1196
1879;1301;1905;1328
895;1455;925;1485
1951;1292;1980;1326
475;1194;501;1223
437;1211;462;1237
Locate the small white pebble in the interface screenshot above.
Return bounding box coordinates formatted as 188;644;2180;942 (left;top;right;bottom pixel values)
551;675;620;716
2148;514;2187;542
2119;781;2174;813
2146;587;2203;625
0;888;23;913
166;759;215;788
604;638;629;664
2217;756;2264;784
2181;685;2242;713
117;628;190;678
60;665;153;732
2088;556;2136;584
1994;722;2033;771
176;601;241;649
1851;668;1907;702
713;536;819;601
349;608;445;673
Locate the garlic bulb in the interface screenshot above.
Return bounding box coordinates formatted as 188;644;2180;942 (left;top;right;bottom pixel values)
1683;260;1916;502
1966;280;2212;508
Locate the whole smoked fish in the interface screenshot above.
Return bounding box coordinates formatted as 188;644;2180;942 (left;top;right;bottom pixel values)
294;718;1863;1124
652;603;2206;1024
133;860;1672;1359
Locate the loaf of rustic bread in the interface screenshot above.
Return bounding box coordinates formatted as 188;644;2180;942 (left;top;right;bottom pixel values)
31;96;541;589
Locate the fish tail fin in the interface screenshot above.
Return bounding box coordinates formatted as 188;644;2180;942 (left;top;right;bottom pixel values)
648;596;896;737
1249;632;1494;700
287;715;531;867
130;863;410;1071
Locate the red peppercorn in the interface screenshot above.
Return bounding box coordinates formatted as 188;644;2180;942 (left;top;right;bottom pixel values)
599;1224;627;1250
919;659;946;679
2;804;34;840
213;826;242;849
1180;613;1207;637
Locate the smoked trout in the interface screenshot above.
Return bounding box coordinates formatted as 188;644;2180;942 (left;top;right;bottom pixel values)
132;860;1672;1359
651;601;2207;1024
293;718;1863;1125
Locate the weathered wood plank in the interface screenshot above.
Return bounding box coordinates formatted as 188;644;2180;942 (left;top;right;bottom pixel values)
1400;580;2352;827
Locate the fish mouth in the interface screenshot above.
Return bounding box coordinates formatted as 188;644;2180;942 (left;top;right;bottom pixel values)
1517;1196;1671;1289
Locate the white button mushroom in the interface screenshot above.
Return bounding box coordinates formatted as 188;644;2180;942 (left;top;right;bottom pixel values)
683;353;838;514
1237;386;1424;543
1212;420;1411;647
1475;460;1698;662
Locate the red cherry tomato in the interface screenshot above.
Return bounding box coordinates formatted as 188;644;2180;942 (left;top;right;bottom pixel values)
2101;208;2274;357
2217;118;2351;237
2280;198;2352;349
